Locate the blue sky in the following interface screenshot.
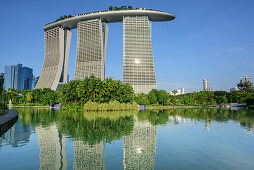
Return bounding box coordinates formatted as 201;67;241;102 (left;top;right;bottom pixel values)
0;0;253;93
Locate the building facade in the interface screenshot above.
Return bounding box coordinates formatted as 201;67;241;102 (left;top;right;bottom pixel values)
4;64;33;91
36;9;175;93
74;19;108;80
35;28;72;90
123;16;156;93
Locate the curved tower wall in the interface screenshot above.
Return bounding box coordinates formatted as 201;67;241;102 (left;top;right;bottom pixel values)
123;16;157;94
74;19;108;80
35;27;72;90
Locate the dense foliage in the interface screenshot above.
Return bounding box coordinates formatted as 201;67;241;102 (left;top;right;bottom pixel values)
18;108;137;145
109;6;133;11
0;74;4;96
60;76;135;106
0;76;135;109
237;81;254;91
3;88;58;106
134;89;254;106
135;89;169;105
0;74;4;111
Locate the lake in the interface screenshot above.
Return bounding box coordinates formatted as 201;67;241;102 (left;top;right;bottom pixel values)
0;108;254;170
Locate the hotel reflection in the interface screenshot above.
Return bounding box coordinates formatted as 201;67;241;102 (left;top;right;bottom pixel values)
123;120;157;169
35;120;158;169
36;124;67;170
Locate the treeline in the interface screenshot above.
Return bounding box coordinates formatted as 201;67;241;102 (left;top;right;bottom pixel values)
60;76;134;106
1;75;254;108
2;88;58;106
135;89;254;106
0;76;136;110
109;6;133;11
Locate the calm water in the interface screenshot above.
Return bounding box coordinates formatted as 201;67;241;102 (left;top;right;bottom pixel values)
1;108;254;170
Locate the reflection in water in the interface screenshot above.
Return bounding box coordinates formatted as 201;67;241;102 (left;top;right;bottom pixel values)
58;111;136;145
123;120;157;170
36;124;67;170
73;140;105;170
1;108;254;169
0;120;33;149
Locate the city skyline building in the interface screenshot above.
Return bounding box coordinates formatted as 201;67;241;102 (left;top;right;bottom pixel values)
74;19;108;80
203;79;212;91
123;16;156;93
169;88;184;95
4;64;33;91
35;28;72;90
35;9;175;93
32;76;40;90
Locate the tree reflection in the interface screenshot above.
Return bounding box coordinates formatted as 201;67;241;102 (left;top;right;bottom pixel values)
18;109;137;145
136;108;254;131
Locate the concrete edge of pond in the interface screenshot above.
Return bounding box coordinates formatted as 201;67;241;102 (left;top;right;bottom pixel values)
0;109;19;130
146;104;231;109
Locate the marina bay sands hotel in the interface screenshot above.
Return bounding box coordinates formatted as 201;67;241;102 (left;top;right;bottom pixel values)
35;9;175;93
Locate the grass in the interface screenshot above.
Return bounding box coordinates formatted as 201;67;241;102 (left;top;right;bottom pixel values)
84;100;139;111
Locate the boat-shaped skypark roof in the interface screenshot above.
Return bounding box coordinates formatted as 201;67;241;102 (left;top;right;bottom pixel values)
43;9;175;31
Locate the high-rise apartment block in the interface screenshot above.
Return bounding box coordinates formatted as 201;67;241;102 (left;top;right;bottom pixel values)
203;79;212;91
36;9;175;93
4;64;33;91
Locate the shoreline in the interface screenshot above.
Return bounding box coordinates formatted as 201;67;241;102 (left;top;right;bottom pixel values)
0;110;19;135
11;104;231;109
146;104;230;109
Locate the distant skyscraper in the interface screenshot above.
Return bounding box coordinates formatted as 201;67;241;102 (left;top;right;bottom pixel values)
4;64;33;91
181;88;184;94
203;79;209;91
32;76;40;90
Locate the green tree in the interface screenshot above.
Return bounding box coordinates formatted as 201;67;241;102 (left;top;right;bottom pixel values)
26;92;33;103
41;88;57;105
60;76;135;106
0;74;4;96
6;88;19;104
227;91;250;103
148;89;158;104
214;91;228;104
128;6;133;9
135;93;150;105
157;90;168;105
109;6;113;10
237;81;253;91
